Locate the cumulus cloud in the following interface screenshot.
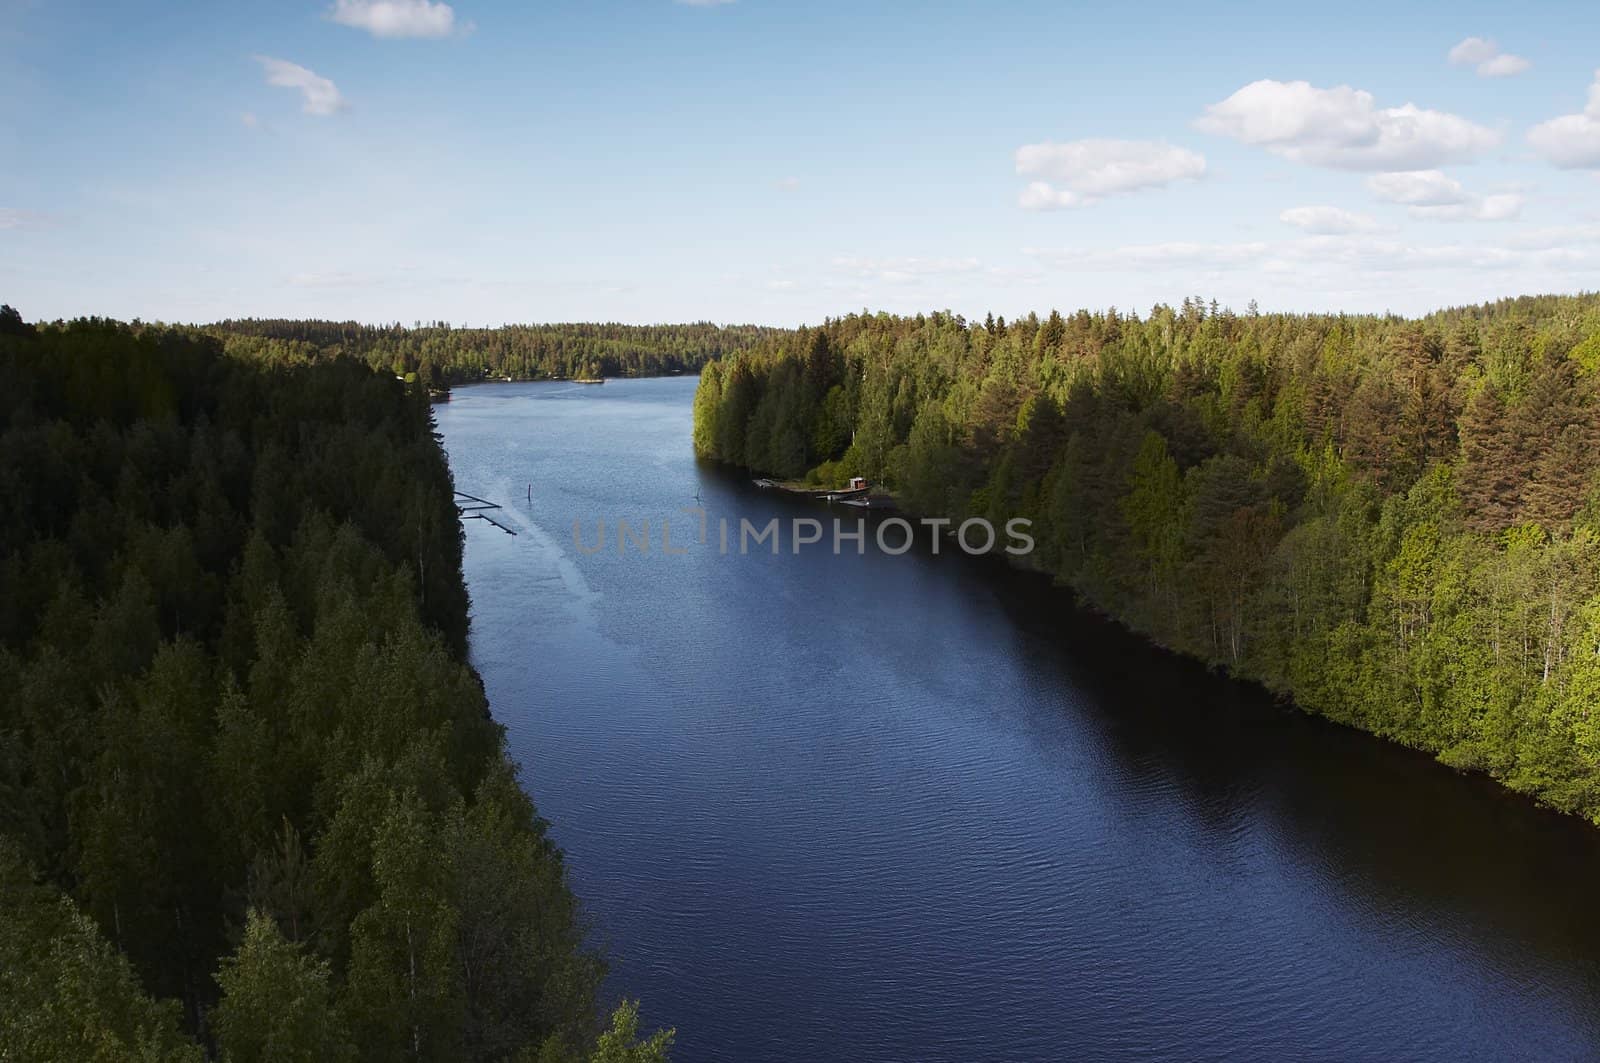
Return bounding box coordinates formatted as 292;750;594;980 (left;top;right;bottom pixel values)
1410;194;1523;222
1017;183;1075;210
1447;37;1530;77
1447;37;1496;65
1478;53;1531;77
1366;170;1522;221
255;57;346;115
1278;206;1384;234
1366;169;1469;206
1527;70;1600;169
327;0;460;38
1195;80;1499;170
1013;138;1205;209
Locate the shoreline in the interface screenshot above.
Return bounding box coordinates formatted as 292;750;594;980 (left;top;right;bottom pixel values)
707;453;1596;831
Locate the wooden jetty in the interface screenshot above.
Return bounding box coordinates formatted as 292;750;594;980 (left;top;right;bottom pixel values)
454;491;517;535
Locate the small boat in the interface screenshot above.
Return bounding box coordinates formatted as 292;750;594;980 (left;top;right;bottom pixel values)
573;377;605;385
821;476;870;502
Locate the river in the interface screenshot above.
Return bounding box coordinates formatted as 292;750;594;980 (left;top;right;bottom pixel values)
436;376;1600;1062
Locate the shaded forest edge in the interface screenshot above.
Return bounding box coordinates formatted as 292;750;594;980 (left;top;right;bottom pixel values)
0;306;672;1062
691;293;1600;825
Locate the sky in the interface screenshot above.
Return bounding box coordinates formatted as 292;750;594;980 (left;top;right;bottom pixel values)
3;0;1600;326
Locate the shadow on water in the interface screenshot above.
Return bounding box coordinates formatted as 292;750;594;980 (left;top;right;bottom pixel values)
983;553;1600;993
703;456;1600;1010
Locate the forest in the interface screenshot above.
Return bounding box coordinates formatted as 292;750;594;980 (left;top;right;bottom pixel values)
693;293;1600;824
0;306;672;1062
199;319;780;389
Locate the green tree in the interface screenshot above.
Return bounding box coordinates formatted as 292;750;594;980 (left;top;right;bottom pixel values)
0;842;202;1063
213;909;354;1063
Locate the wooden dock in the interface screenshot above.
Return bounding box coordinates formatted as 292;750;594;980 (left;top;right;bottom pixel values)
455;491;517;535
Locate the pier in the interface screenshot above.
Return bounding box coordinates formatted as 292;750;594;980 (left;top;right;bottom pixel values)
455;490;517;535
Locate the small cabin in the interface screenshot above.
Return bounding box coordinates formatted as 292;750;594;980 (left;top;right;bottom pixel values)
848;477;867;491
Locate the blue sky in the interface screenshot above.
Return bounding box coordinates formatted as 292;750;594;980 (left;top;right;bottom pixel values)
4;0;1600;325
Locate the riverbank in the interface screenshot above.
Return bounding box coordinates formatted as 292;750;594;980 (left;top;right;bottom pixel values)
689;303;1600;830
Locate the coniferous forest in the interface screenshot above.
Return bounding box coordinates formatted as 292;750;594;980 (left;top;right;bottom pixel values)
0;307;672;1062
693;294;1600;823
200;319;779;389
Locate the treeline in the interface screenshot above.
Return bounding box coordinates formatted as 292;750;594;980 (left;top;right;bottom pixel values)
693;294;1600;823
202;318;779;387
0;305;671;1061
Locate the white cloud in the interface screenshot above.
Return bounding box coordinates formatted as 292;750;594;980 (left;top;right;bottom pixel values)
254;57;346;116
1023;242;1269;271
0;208;38;230
1290;234;1586;271
1365;170;1523;221
1477;53;1530;78
327;0;459;38
1195;80;1500;170
1023;233;1599;276
1013;138;1205;209
1024;182;1075;209
1411;193;1523;222
832;256;981;284
1447;37;1496;66
1279;205;1384;234
1019;182;1080;210
1527;70;1600;169
1504;224;1600;250
1447;37;1530;78
1366;169;1468;206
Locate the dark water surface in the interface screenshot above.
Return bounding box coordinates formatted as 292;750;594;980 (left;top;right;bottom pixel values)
436;377;1600;1062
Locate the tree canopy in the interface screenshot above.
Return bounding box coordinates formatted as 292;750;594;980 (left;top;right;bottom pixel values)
694;294;1600;823
194;318;777;388
0;309;671;1060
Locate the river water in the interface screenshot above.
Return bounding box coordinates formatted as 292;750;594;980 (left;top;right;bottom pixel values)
436;377;1600;1062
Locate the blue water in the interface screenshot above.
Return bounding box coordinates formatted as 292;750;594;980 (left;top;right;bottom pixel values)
437;377;1600;1063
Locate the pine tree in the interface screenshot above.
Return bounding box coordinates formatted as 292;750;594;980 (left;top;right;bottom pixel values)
1458;384;1522;531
